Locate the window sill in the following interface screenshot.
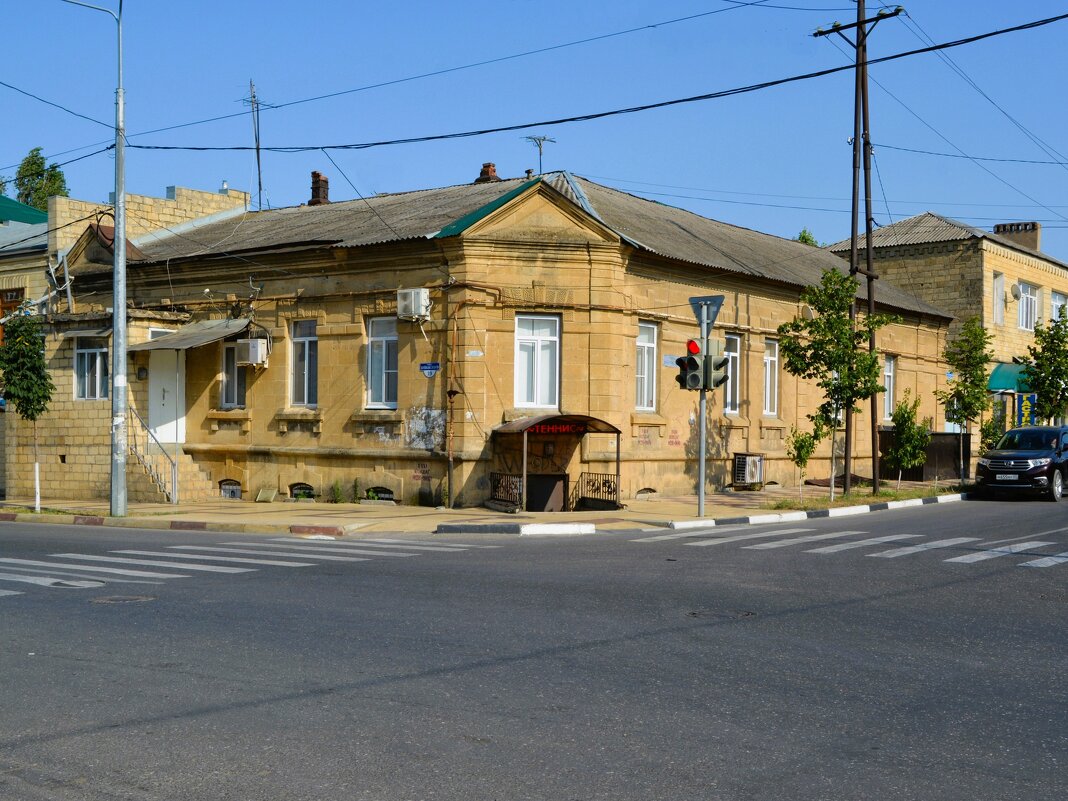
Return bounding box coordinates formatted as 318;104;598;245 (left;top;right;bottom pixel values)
276;408;322;434
759;417;787;430
631;411;667;426
351;409;402;423
208;408;251;433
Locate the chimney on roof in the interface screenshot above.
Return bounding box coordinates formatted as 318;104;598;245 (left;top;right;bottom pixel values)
473;162;501;184
993;221;1041;251
309;171;330;205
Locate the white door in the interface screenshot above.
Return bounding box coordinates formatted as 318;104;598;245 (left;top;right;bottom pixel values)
148;349;186;445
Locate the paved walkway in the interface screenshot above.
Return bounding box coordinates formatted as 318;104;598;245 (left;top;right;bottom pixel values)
0;482;961;536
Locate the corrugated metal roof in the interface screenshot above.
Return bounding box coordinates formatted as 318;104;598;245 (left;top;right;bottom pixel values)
0;221;47;254
0;196;47;224
128;318;251;351
121;172;949;320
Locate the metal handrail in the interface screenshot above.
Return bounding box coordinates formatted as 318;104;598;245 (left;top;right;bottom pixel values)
128;407;178;504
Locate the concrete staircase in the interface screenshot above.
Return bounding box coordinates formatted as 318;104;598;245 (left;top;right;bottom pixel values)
127;445;217;503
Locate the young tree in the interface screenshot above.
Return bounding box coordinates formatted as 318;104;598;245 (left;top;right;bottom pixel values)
14;147;69;211
777;267;898;497
0;309;55;512
786;426;818;503
796;228;820;247
935;317;993;482
1022;314;1068;421
883;389;932;490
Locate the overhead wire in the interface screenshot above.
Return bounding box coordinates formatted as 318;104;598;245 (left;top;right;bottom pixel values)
0;78;112;129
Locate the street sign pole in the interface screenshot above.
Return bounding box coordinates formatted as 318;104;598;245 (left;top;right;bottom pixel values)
698;302;709;517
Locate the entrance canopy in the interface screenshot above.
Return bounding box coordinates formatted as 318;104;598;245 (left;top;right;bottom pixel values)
493;414;621;436
988;362;1031;393
128;318;251;352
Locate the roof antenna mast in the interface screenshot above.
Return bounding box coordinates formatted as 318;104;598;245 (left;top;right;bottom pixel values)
248;79;264;209
523;135;556;175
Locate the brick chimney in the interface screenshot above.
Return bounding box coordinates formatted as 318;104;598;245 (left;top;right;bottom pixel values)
993;221;1041;252
309;171;330;205
473;162;501;184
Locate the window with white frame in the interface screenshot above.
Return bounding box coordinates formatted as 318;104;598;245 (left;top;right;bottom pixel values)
1018;282;1038;331
635;322;657;411
763;339;779;416
1052;291;1067;322
724;334;741;414
993;272;1004;325
366;317;398;409
221;343;247;408
75;337;109;400
290;319;318;407
515;315;559;408
883;355;896;420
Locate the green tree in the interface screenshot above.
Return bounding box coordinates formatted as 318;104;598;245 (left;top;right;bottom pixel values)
14;147;69;211
777;268;898;497
1022;314;1068;421
796;228;819;247
786;426;819;503
884;389;932;490
0;309;55;511
935;317;993;481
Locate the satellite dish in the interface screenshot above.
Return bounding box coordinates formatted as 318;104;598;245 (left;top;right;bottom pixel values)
1011;283;1022;300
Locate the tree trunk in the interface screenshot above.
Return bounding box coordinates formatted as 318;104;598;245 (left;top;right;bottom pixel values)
33;419;40;513
829;429;837;502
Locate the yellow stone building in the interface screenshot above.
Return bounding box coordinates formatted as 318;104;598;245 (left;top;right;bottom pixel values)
6;168;953;508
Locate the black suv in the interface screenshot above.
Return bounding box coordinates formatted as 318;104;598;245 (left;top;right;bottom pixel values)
975;425;1068;501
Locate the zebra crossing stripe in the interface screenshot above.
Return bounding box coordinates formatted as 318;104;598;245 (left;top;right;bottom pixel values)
360;538;493;549
631;526;747;543
51;554;255;573
744;531;866;550
944;541;1056;564
868;537;980;558
248;541;418;558
806;534;921;554
0;572;104;589
113;550;315;568
167;546;369;562
687;528;814;547
1019;550;1068;568
0;589;22;597
0;558;191;578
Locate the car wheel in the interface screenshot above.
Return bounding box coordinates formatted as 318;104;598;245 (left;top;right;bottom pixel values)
1048;470;1064;502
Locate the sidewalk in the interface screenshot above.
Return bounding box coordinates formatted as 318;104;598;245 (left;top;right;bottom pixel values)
0;482;965;537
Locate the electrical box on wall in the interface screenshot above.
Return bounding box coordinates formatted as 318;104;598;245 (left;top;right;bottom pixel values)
236;338;269;366
397;287;431;321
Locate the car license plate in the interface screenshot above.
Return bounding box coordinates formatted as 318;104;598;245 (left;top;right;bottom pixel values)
996;474;1017;481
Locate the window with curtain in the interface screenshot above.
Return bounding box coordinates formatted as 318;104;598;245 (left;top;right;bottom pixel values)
291;320;318;407
635;322;657;411
366;317;398;409
515;315;559;408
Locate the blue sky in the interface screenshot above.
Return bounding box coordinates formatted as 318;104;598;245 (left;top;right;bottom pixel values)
6;1;1068;259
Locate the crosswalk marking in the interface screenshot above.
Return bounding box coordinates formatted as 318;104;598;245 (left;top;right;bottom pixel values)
0;572;104;589
806;534;921;554
631;526;747;543
687;528;814;547
944;541;1056;564
0;564;164;583
113;550;315;568
359;538;494;549
237;541;417;558
51;554;255;573
868;537;980;558
167;546;369;562
0;589;22;597
744;531;866;550
0;558;191;578
1019;550;1068;568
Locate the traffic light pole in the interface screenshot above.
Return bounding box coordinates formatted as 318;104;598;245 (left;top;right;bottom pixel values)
698;303;709;518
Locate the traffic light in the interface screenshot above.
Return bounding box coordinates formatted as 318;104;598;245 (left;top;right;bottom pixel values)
675;339;704;391
705;338;729;390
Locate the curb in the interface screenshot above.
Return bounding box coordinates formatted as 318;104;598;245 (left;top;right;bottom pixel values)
0;510;364;538
435;522;596;536
668;493;966;529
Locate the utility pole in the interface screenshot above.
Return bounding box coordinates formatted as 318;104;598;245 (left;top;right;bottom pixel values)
249;80;264;210
814;2;903;496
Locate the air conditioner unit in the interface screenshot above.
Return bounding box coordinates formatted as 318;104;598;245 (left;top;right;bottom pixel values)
397;287;431;321
733;453;765;490
236;337;269;366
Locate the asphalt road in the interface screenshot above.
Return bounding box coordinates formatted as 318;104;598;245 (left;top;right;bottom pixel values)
0;498;1065;801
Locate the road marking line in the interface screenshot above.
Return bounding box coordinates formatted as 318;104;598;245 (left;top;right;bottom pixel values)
0;558;190;578
806;534;921;553
1019;550;1068;568
360;538;495;549
114;550;315;568
687;528;815;547
258;540;418;557
745;531;865;550
868;537;979;558
0;589;22;597
168;547;369;562
944;541;1056;564
52;554;254;573
0;564;162;584
0;572;104;589
631;525;749;543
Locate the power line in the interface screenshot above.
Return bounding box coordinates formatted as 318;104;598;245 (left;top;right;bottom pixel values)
873;142;1068;165
120;12;1068;155
0;79;112;129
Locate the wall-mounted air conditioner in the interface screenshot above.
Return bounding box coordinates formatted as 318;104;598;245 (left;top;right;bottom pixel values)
733;453;765;489
236;338;269;366
397;287;431;321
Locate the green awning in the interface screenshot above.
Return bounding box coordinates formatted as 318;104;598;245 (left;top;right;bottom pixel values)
0;195;47;224
988;362;1031;392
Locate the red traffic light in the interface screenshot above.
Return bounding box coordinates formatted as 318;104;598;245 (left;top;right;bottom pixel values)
686;339;701;355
